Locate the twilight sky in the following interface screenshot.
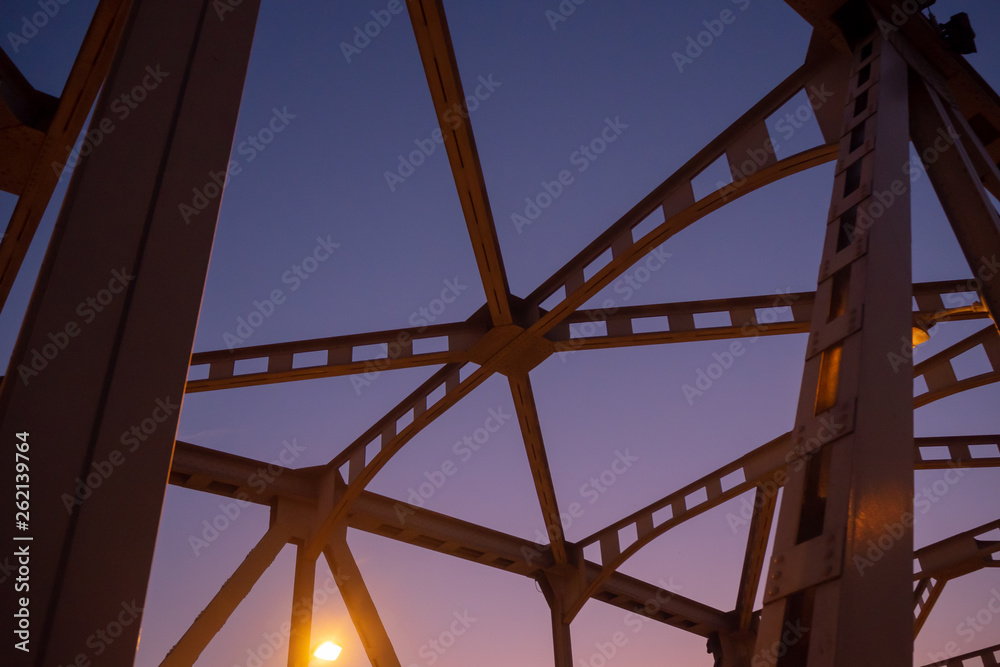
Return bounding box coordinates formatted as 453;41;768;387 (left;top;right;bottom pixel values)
2;0;1000;665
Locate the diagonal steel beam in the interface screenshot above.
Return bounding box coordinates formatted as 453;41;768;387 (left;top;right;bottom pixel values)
524;55;834;314
509;373;568;565
305;362;490;558
913;576;946;638
914;517;1000;582
910;74;1000;333
324;529;402;667
0;0;134;310
160;523;291;667
405;0;513;327
735;485;777;631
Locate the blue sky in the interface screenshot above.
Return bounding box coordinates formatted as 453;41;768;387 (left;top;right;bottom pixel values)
3;0;1000;665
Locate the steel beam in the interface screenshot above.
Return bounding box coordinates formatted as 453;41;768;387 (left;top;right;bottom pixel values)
910;75;1000;332
509;373;568;565
736;486;777;632
0;48;58;195
0;0;133;310
914;326;1000;408
288;543;316;667
186;320;482;392
182;280;988;394
0;1;261;664
306;362;493;558
913;576;945;637
921;642;1000;667
914;517;1000;582
753;32;915;666
160;524;291;667
405;0;514;327
324;531;402;667
525;56;836;314
168;443;734;634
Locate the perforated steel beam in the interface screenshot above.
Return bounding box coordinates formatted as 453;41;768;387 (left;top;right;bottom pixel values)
921;642;1000;667
753;31;914;666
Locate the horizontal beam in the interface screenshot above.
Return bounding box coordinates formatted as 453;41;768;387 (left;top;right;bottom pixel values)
186;320;483;392
169;440;317;503
549;280;988;352
183;281;989;394
915;325;1000;408
166;442;731;635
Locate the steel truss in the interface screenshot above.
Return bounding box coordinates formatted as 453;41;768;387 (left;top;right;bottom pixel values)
2;0;1000;665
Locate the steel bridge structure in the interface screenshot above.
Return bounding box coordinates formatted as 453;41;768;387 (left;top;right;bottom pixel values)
2;0;1000;665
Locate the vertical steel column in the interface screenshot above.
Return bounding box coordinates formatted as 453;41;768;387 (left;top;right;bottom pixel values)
288;544;316;667
538;574;574;667
0;0;260;664
752;32;914;666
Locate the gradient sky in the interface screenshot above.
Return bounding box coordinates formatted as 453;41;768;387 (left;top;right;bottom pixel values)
3;0;1000;665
